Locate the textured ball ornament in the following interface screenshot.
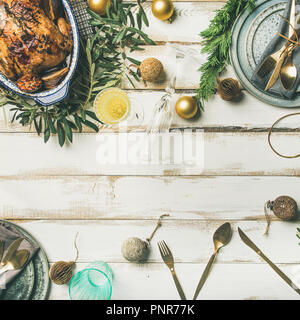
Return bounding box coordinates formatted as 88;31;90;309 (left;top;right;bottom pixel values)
88;0;111;16
217;78;241;101
175;96;198;119
122;237;149;263
139;58;163;82
121;214;169;264
272;196;297;220
49;261;75;285
152;0;174;21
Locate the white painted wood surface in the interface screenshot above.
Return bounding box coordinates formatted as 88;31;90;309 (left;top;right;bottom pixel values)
1;176;300;220
1;1;300;300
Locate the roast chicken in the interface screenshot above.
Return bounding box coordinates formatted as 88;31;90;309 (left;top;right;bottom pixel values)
0;0;73;92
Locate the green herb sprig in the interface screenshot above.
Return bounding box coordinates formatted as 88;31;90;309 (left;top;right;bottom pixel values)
195;0;255;108
296;228;300;244
0;0;153;146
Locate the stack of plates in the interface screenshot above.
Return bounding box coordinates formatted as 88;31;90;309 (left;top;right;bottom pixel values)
0;221;50;300
230;0;300;107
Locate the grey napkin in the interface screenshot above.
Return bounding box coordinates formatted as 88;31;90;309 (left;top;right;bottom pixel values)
251;0;300;99
0;221;39;292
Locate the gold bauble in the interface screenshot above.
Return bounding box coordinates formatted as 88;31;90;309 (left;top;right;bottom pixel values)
152;0;174;21
175;96;198;119
88;0;111;16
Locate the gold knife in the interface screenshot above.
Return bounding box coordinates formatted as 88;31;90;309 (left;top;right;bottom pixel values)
1;238;24;268
265;0;296;90
238;228;300;295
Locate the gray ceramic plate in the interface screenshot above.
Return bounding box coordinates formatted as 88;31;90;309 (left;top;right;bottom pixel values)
0;221;50;300
1;261;35;300
230;0;300;107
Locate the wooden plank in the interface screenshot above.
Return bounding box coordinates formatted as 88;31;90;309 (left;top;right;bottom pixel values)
2;87;300;134
16;220;300;264
0;132;299;176
3;86;300;134
1;176;300;220
49;262;300;300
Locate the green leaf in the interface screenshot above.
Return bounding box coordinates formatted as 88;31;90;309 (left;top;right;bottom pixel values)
136;12;142;30
63;118;73;143
80;109;86;122
125;74;135;88
44;128;50;143
106;2;111;18
139;6;149;27
57;121;65;147
34;117;42;135
127;57;141;66
113;28;127;44
48;118;57;134
127;27;155;45
67;120;78;130
74;114;83;133
92;79;119;92
11;110;18;123
128;10;135;27
118;5;127;24
83;119;99;132
86;110;101;123
130;71;140;82
113;0;118;11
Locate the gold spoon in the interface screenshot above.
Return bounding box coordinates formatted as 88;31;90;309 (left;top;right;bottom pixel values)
0;249;29;277
193;222;232;300
280;46;298;90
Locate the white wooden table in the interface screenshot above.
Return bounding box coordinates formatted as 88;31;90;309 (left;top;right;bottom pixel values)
1;0;300;300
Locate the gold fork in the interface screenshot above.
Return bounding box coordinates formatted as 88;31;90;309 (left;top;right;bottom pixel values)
257;0;296;80
158;240;187;300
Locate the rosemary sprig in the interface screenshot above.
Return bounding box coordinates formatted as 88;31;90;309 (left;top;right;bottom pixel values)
195;0;255;108
0;0;152;147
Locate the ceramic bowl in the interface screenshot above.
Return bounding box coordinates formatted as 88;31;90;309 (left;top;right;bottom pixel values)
0;0;80;106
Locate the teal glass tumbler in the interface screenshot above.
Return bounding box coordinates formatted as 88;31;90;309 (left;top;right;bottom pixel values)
69;261;113;300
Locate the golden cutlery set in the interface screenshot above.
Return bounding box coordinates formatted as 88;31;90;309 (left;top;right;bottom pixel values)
158;223;300;300
0;238;29;278
258;0;299;91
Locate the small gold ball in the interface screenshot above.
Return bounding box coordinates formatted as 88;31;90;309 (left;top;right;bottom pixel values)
175;96;198;119
88;0;111;16
152;0;174;21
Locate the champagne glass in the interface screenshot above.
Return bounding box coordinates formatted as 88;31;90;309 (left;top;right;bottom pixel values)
94;87;144;130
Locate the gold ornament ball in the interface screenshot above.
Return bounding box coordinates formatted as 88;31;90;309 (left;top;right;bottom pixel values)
152;0;174;21
88;0;111;16
175;96;198;119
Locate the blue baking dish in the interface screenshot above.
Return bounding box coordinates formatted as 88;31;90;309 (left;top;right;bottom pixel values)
0;0;80;106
